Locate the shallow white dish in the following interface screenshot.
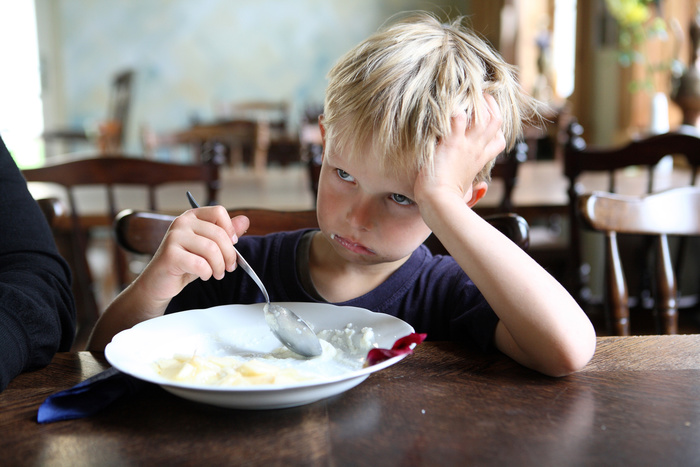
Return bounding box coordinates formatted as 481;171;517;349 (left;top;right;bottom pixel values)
105;302;414;409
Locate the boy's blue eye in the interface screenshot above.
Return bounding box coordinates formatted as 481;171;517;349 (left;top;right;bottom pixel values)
391;193;414;205
337;169;354;182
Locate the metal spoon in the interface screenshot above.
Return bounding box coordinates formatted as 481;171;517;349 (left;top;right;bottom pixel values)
186;191;322;357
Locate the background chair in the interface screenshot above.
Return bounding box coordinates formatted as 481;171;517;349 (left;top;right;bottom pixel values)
35;198;87;351
115;209;529;258
564;120;700;308
578;186;700;335
42;69;134;155
36;197;68;229
23;155;221;349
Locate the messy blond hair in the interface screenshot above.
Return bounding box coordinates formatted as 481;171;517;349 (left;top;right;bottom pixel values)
322;12;540;182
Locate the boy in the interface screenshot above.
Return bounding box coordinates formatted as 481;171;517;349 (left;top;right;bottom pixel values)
88;12;595;376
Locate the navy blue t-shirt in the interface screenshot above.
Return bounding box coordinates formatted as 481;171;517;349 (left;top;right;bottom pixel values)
166;229;498;351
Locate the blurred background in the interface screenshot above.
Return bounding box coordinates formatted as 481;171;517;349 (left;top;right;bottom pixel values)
1;0;583;167
2;0;469;166
5;1;700;167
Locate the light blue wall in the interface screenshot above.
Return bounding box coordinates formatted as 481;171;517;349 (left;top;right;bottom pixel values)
44;0;464;153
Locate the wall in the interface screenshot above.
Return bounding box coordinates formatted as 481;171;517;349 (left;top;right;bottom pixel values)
36;0;464;154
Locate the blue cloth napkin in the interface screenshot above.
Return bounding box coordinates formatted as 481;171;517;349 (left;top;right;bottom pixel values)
37;367;148;423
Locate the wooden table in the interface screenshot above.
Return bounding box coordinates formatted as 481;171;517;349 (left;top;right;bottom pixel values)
1;336;699;466
174;119;272;175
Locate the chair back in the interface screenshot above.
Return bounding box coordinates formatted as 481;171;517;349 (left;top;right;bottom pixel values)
23;155;221;346
116;208;319;255
35;198;89;350
36;198;68;229
564;120;700;303
115;209;529;257
578;186;700;335
42;69;134;155
490;141;527;213
24;155;220;217
107;69;134;151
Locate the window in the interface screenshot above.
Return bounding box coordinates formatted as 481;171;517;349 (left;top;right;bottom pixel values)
0;0;44;168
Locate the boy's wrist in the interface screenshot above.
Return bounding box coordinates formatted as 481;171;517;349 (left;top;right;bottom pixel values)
127;274;173;318
417;190;473;229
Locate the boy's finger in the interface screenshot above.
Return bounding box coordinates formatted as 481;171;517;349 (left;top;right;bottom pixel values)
230;215;251;242
181;234;231;280
172;210;238;276
160;227;228;281
483;93;501;116
189;205;238;238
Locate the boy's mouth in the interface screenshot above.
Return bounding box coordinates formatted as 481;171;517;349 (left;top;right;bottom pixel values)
330;233;376;255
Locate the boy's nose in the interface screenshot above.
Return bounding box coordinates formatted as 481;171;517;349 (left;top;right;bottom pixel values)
346;196;375;231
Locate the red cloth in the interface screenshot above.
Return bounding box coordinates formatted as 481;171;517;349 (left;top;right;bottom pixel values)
365;333;427;367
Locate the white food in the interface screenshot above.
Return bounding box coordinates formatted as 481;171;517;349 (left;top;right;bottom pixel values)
154;324;376;386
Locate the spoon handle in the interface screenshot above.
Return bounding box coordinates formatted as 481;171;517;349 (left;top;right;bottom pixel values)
230;246;270;302
186;191;270;303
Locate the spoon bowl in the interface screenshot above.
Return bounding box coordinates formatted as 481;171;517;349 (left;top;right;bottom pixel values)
263;303;324;357
186;191;322;357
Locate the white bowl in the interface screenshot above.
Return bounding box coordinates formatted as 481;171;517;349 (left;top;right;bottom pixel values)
105;302;414;409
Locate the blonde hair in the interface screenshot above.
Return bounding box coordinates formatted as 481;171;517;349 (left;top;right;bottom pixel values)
322;12;540;182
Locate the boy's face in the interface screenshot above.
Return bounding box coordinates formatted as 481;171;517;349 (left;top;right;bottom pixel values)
316;125;432;267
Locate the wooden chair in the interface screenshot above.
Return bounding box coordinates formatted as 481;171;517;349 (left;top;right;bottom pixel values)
35;198;89;350
564;120;700;305
115;209;529;258
116;208;318;255
578;186;700;335
42;69;134;154
22;155;221;345
141;125;228;166
490;141;527;213
36;197;68;228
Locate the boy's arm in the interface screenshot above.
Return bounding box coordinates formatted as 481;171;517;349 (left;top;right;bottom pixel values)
86;206;249;351
414;96;595;377
421;200;595;376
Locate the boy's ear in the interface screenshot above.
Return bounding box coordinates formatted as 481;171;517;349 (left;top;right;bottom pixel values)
466;181;488;208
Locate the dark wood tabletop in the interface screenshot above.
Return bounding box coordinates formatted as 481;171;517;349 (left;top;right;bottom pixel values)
1;336;699;466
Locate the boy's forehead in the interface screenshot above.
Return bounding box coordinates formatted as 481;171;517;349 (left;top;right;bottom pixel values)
328;132;419;173
326;143;417;191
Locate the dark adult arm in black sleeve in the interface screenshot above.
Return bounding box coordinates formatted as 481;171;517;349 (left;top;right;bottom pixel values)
0;135;76;391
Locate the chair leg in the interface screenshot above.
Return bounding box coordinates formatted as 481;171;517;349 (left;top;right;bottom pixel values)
55;226;99;350
607;233;630;336
253;121;270;176
657;235;678;334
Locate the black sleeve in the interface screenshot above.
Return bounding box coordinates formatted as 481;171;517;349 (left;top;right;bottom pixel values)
0;135;76;391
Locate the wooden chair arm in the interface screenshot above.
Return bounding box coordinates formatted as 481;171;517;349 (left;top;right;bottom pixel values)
114;210;174;255
36;198;68;228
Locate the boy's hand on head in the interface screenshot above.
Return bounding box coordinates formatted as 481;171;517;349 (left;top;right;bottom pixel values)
138;205;250;304
414;94;505;207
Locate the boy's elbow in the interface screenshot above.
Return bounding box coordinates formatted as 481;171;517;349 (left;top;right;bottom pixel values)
546;328;597;377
